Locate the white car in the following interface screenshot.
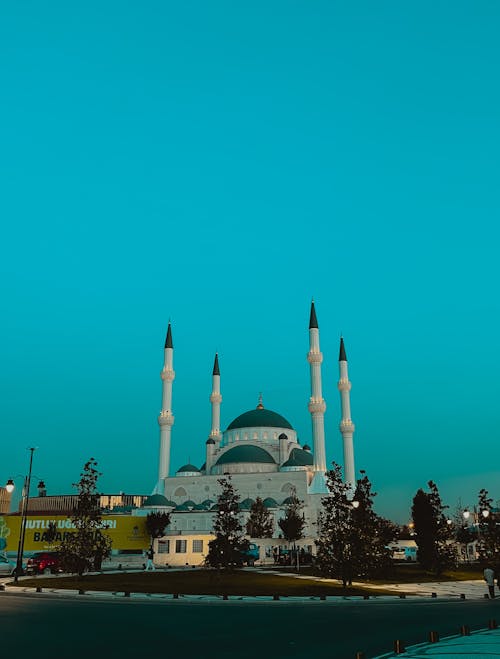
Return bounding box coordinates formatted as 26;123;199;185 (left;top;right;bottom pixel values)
0;555;15;576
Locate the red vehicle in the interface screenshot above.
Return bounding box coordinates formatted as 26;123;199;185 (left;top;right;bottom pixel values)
26;552;62;575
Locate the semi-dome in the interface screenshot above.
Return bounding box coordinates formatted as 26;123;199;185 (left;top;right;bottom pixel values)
263;497;278;508
285;448;313;466
215;445;276;466
227;408;293;431
175;499;197;511
239;497;255;510
177;463;200;473
142;494;170;507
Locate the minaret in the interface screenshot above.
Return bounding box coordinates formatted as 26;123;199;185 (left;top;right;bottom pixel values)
158;323;175;487
338;336;355;491
307;301;327;473
209;353;222;441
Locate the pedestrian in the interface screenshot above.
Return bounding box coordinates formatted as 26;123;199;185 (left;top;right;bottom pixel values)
483;565;495;599
145;545;155;571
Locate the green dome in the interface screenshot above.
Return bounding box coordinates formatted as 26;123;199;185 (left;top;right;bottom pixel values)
143;494;170;507
227;408;293;431
283;448;313;467
239;498;255;510
263;497;278;508
215;445;276;466
176;499;197;511
177;463;200;473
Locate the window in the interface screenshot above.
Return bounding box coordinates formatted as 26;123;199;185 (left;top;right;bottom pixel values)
158;540;170;554
192;540;203;553
174;487;187;498
175;540;187;553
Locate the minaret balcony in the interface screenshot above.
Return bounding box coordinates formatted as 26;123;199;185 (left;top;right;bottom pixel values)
161;368;175;382
340;420;355;432
307;351;323;364
158;411;175;426
308;399;326;414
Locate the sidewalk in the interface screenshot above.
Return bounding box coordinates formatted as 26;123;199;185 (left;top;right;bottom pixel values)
373;627;500;658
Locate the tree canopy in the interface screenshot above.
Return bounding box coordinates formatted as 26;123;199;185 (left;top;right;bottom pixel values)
206;476;249;569
411;480;455;575
57;458;112;576
246;497;274;538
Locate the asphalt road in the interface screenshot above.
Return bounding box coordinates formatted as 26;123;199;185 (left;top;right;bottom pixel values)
0;593;498;659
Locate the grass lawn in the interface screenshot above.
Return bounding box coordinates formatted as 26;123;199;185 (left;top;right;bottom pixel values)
11;569;393;597
274;563;484;583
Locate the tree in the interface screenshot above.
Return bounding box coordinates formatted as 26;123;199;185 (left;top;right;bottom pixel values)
316;464;396;586
246;497;274;538
278;488;305;543
206;477;249;569
146;512;171;544
57;458;112;576
350;471;396;579
315;463;355;587
476;489;500;567
278;487;305;571
411;480;455;575
45;522;58;549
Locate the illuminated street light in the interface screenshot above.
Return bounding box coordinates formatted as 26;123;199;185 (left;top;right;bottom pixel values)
463;509;470;520
351;500;360;509
482;509;490;518
9;448;37;582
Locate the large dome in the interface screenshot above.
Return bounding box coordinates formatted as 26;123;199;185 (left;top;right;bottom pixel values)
215;445;276;466
227;408;293;431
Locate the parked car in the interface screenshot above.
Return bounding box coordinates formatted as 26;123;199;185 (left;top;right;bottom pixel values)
243;543;260;566
26;552;62;575
0;554;15;576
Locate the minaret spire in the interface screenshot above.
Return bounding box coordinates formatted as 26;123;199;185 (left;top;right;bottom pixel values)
157;322;175;490
307;301;327;477
209;352;222;442
338;336;355;492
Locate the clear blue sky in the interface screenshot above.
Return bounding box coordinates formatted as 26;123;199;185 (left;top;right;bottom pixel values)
1;1;499;522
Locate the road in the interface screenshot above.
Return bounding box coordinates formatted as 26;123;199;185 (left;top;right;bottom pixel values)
0;592;498;659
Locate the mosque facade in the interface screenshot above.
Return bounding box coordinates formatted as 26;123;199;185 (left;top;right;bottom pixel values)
142;302;357;565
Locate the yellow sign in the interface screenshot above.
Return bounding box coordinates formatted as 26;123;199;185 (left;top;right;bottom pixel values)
0;515;149;552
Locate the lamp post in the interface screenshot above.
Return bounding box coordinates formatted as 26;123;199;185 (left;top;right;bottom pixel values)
7;448;37;582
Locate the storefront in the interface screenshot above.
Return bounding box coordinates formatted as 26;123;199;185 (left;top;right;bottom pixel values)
0;514;149;554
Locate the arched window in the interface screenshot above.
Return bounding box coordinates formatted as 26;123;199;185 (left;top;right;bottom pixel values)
174;487;187;498
281;483;294;494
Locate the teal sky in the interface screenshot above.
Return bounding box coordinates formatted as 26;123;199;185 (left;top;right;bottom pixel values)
1;1;499;522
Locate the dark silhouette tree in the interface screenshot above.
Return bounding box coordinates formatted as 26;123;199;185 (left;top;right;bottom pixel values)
350;471;396;579
146;512;171;544
278;488;305;571
316;463;354;587
476;488;500;567
57;458;112;576
316;464;396;586
246;497;274;538
411;480;455;575
206;477;249;569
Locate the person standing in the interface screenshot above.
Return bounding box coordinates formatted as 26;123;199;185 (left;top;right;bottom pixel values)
145;545;155;571
484;566;495;598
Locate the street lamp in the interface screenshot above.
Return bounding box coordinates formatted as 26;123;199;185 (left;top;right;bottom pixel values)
7;447;37;582
463;509;470;521
482;509;490;519
351;500;360;509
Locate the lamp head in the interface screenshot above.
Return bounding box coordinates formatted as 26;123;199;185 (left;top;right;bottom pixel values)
5;479;14;494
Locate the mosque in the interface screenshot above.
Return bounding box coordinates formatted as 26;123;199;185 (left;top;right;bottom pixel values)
142;301;357;565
